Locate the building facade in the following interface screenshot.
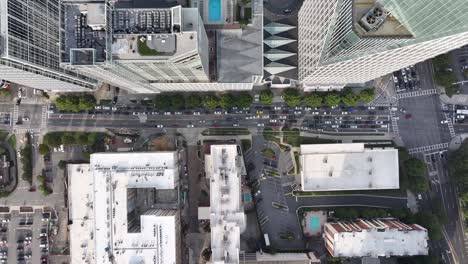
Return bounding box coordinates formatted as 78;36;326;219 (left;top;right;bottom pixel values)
324;219;429;257
61;0;242;93
0;0;96;91
298;0;468;90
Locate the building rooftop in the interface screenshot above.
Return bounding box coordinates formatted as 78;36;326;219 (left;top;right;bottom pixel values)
300;143;399;191
352;0;413;38
63;3;201;63
69;152;179;264
325;219;429;257
206;145;245;264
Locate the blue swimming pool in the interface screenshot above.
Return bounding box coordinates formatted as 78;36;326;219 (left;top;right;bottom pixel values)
243;193;252;203
308;216;320;230
208;0;221;22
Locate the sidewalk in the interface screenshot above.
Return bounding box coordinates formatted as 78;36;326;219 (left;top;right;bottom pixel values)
440;94;468;106
448;133;468;151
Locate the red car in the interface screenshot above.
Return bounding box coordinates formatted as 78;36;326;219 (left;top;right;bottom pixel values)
405;114;412;119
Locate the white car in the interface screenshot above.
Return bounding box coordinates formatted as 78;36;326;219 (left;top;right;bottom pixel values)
232;124;239;127
324;121;332;124
350;125;358;129
334;117;343;120
257;123;265;127
440;120;449;124
22;117;30;122
341;111;349;115
354;116;362;120
102;106;110;110
214;111;222;115
193;112;200;115
375;121;383;125
270;119;278;123
164;112;171;115
156;124;164;128
368;106;375;110
312;111;320;115
175;112;182;115
331;125;339;128
293;111;302;115
273;106;282;110
186;124;194;128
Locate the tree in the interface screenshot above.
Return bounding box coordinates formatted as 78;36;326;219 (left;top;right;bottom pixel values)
359;88;375;102
61;133;76;145
170;94;185;110
323;92;341;106
259;89;274;105
186;95;203;109
219;94;235;109
203;94;220;109
236;93;253;108
37;175;46;184
153;95;172;110
404;157;428;193
302;93;322;107
78;94;96;110
58;160;67;170
448;139;468;191
283;89;302;107
76;133;89;145
342;92;359;106
0;89;11;97
43;132;62;147
334;207;359;219
38;144;50;155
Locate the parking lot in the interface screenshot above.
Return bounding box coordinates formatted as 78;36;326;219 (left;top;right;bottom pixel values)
0;208;52;264
393;65;420;93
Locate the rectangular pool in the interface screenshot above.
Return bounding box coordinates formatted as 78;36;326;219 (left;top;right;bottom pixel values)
243;193;252;203
308;216;320;230
208;0;221;22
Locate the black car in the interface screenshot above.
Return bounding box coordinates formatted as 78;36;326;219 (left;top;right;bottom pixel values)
16;99;21;105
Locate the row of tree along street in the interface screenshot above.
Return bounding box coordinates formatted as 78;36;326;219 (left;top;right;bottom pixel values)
54;87;375;113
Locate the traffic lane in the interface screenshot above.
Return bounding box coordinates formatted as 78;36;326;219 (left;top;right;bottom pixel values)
432;155;467;263
288;194;408;209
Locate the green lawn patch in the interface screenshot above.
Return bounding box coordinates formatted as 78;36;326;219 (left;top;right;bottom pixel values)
137;37;164;56
240;139;251;153
261;148;275;158
201;128;250;136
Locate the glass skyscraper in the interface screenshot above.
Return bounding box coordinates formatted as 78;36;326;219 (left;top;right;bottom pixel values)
298;0;468;90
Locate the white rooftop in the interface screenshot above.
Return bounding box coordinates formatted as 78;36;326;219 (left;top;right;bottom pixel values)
326;220;428;257
69;152;180;264
206;145;245;264
300;143;399;191
68;164;95;264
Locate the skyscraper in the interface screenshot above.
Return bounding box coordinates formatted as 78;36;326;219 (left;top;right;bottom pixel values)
0;0;96;91
61;0;215;93
298;0;468;90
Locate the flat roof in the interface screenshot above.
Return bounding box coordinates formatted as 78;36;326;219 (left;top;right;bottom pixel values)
68;164;95;264
300;143;399;191
206;145;245;264
69;152;180;264
325;219;428;257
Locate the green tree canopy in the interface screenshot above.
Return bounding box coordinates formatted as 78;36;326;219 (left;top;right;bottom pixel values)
403;157;429;193
186;95;203;109
0;89;12;97
359;88;375;102
38;144;50;155
76;133;89;145
283;89;302;107
302;93;322;107
153;95;172;110
204;94;220;109
236;93;253;108
78;94;96;110
259;90;274;105
449;139;468;191
220;94;235;109
342;92;359;106
61;133;75;145
43;132;63;147
170;94;185;110
323;92;341;106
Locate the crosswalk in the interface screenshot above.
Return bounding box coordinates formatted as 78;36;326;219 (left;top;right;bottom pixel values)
444;112;456;138
41;105;48;128
389;111;399;136
12;105;18;128
408;142;450;155
396;89;438;99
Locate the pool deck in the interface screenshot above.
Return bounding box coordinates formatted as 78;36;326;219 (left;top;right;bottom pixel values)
302;211;327;237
